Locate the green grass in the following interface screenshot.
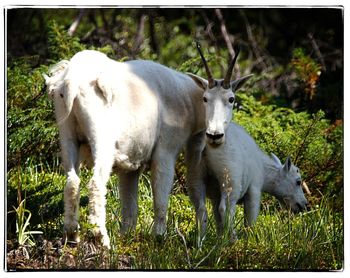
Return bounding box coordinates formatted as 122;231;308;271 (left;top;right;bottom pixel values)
7;163;343;270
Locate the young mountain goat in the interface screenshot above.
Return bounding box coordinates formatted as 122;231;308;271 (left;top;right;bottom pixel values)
191;122;309;239
43;49;251;248
187;46;308;239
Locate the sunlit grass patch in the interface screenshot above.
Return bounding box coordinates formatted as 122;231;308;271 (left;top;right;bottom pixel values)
7;163;343;270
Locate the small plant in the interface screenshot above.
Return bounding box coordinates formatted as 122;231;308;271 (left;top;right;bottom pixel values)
10;199;42;247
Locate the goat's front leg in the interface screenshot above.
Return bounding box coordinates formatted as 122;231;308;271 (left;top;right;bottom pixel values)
243;188;261;227
217;195;238;242
118;169;140;233
150;151;176;237
87;143;115;249
219;182;240;242
188;176;207;240
186;131;207;238
211;196;223;234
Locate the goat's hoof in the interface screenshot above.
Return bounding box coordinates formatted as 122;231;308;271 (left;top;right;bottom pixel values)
154;233;165;244
120;228;132;236
230;231;238;243
153;232;166;243
89;228;111;249
101;235;111;250
63;229;80;246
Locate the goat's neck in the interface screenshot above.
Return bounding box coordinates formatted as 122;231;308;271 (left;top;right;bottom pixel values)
261;156;280;196
190;87;206;133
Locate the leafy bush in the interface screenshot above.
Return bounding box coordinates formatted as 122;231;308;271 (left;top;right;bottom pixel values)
7;57;58;169
47;20;85;61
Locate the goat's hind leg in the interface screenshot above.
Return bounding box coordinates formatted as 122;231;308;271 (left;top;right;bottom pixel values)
64;167;81;244
87;142;115;249
60;127;81;244
119;169;140;234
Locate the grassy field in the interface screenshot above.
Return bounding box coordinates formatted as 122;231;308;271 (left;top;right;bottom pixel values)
6;162;343;270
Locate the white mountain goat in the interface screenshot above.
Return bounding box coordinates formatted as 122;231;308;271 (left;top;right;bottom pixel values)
187;46;308;239
43;48;252;248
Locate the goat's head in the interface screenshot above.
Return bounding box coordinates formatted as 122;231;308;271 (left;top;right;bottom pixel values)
271;154;308;213
188;42;253;146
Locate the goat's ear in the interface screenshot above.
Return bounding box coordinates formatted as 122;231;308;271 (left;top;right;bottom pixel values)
42;73;50;84
186;73;208;91
271;153;283;168
230;74;253;92
282;156;293;173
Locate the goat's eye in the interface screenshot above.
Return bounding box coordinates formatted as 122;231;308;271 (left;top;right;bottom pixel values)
228;97;235;104
203;97;208;103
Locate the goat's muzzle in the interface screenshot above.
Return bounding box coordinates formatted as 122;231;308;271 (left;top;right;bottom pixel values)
292;200;309;213
206;132;225;146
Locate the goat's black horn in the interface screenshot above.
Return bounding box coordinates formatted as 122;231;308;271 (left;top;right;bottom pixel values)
223;45;240;89
196;41;215;88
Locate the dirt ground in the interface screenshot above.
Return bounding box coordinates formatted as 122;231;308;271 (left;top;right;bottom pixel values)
6;238;132;270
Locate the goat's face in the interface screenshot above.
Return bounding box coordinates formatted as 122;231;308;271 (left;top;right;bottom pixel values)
272;155;308;213
202;81;235;145
189;42;253;146
188;74;253;146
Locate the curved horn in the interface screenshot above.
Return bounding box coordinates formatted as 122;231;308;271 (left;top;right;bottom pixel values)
196;41;215;88
223;45;240;89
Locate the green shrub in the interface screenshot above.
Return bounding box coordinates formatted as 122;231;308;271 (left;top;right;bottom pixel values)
47;20;85;61
7;58;58;169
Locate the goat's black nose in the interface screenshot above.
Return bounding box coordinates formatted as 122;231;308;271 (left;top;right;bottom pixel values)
206;132;224;140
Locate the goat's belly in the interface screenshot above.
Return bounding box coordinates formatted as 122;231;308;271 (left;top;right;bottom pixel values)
112;149;144;172
78;140;153;172
112;136;155;172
